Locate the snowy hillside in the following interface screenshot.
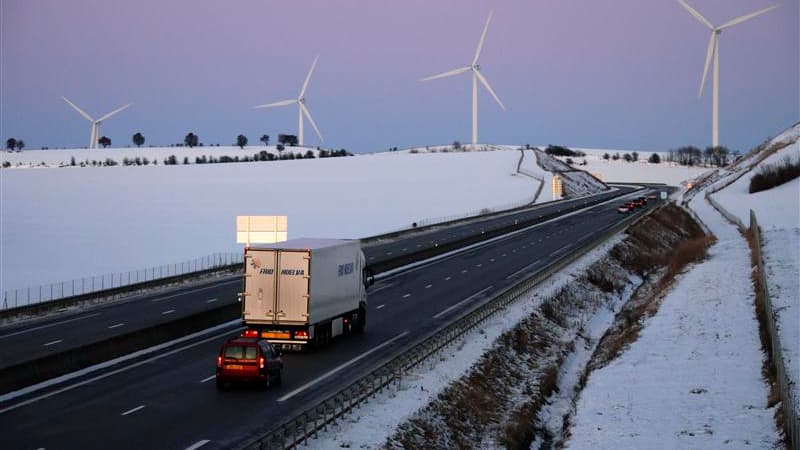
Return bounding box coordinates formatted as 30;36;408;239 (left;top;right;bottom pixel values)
0;148;540;293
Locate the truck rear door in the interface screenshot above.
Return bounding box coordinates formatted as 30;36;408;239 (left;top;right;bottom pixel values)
276;250;311;324
243;249;278;322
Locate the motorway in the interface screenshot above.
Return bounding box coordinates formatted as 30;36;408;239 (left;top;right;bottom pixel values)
1;188;658;450
0;187;633;375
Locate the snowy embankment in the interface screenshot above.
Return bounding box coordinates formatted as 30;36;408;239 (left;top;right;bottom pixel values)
0;148;539;293
559;148;709;186
710;130;800;419
564;170;782;448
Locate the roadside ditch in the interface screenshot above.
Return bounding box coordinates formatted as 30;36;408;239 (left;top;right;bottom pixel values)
383;203;711;449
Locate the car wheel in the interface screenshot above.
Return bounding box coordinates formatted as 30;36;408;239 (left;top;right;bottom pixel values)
216;378;225;391
274;370;283;386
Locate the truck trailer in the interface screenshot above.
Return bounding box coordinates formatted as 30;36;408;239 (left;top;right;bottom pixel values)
240;238;368;350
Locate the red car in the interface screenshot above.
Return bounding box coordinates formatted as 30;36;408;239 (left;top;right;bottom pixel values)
216;336;283;390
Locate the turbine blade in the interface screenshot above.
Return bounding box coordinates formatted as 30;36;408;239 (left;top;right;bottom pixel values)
62;97;94;122
677;0;714;29
420;66;471;82
473;10;494;65
299;55;319;98
253;99;297;109
719;4;778;30
300;103;323;141
96;103;132;122
699;32;716;97
474;69;505;110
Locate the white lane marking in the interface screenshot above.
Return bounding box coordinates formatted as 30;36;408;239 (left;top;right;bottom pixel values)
121;405;146;416
367;283;393;295
184;440;211;450
416;244;421;247
43;340;63;347
278;331;410;402
108;323;125;329
162;309;175;315
205;298;218;303
0;313;102;339
369;256;376;260
386;252;393;256
402;248;407;252
475;264;482;268
433;286;494;319
425;284;432;289
375;304;385;310
502;253;507;257
444;276;452;281
490;258;495;262
200;375;216;383
402;294;411;299
0;320;242;412
461;269;468;274
150;280;237;303
505;261;542;280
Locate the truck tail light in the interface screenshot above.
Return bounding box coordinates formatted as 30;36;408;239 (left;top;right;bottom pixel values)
259;357;265;369
294;330;309;340
243;329;259;338
217;356;222;368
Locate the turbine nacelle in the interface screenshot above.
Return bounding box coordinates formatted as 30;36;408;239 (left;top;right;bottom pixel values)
62;97;131;149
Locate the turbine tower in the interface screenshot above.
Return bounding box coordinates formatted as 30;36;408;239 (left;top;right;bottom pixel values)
677;0;777;148
421;11;505;146
62;97;132;149
254;55;323;146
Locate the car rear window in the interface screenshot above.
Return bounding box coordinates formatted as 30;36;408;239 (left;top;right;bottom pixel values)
223;345;258;360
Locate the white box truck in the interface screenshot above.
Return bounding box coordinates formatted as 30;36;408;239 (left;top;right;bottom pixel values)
241;238;368;350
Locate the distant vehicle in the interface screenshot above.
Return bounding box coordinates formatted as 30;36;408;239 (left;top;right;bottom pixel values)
216;336;283;390
617;204;631;213
240;238;369;351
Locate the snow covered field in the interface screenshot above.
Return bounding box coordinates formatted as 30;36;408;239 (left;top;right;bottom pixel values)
558;148;708;186
564;127;799;449
711;132;800;419
0;147;545;293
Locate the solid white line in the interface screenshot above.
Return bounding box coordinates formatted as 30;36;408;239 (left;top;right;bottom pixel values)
0;313;102;339
402;294;411;299
433;286;494;319
43;340;62;347
184;440;210;450
200;375;216;383
375;304;385;310
108;323;125;329
205;298;218;303
161;309;175;315
0;320;242;412
121;405;145;416
277;331;410;402
505;261;541;280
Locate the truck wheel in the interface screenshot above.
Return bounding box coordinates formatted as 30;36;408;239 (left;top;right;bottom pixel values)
354;307;366;334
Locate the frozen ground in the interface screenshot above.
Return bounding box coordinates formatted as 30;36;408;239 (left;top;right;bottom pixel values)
711;135;800;418
1;148;538;292
564;175;779;449
303;234;627;450
557;148;709;186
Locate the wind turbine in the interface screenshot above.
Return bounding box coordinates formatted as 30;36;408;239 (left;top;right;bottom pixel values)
421;11;505;147
62;97;132;149
254;55;323;147
677;0;777;148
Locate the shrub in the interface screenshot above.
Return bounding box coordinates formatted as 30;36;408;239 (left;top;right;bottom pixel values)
749;156;800;193
2;161;10;168
545;145;585;157
104;158;118;166
648;153;661;164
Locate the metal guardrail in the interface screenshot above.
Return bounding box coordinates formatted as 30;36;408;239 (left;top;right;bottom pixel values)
704;190;797;449
1;252;243;311
238;201;658;450
750;212;798;450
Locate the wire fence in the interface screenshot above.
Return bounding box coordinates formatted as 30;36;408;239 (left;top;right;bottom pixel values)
2;252;243;311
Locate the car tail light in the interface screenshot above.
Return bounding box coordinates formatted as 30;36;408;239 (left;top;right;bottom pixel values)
294;330;309;340
242;329;258;338
343;318;349;324
217;355;222;368
259;357;265;369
